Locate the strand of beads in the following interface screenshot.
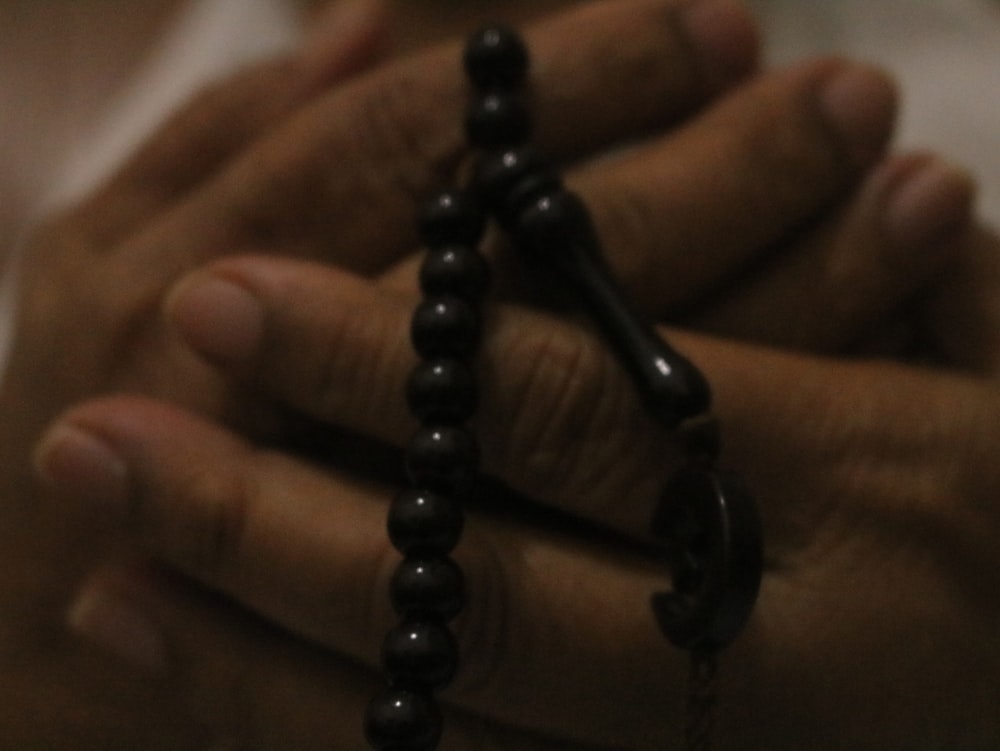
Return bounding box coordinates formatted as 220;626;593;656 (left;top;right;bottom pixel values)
462;26;763;659
462;25;763;751
364;187;488;751
365;25;530;751
367;22;762;751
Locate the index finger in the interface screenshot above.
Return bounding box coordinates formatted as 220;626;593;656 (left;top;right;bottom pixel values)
143;0;758;275
70;0;388;246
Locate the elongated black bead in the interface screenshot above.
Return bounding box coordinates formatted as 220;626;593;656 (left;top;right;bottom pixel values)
419;245;491;302
419;191;486;248
404;425;479;493
512;188;712;426
382;618;460;690
365;687;443;751
388;488;465;556
391;556;466;622
466;92;532;150
411;297;480;360
463;26;529;91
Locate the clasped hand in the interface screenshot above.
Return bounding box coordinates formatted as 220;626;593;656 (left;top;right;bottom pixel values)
2;0;998;749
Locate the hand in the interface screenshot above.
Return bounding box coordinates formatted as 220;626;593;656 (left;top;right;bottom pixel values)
10;0;975;461
0;1;389;747
37;205;1000;751
5;0;981;745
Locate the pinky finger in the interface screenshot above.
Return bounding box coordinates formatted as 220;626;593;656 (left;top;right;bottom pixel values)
686;153;974;352
68;563;377;749
67;564;565;751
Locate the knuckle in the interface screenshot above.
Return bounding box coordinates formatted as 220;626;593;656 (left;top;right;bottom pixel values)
585;184;665;301
148;457;256;581
539;1;723;149
278;284;410;430
352;65;465;206
491;322;645;506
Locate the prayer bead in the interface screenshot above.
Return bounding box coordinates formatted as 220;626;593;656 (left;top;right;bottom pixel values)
419;191;486;248
411;297;480;359
365;688;443;751
388;488;465;556
404;425;479;492
466;92;532;150
463;26;528;91
419;245;491;302
391;556;466;622
407;359;478;425
382;618;460;689
473;147;560;225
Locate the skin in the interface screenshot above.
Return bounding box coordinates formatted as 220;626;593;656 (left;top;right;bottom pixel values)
38;226;1000;750
0;0;994;747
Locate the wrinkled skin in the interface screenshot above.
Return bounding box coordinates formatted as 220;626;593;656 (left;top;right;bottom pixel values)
3;0;996;748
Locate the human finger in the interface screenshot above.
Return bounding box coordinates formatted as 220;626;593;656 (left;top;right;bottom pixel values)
921;223;1000;373
39;397;684;748
685;153;975;351
166;257;681;536
69;0;387;246
166;253;1000;551
687;339;1000;749
141;0;758;276
569;57;898;313
42;360;1000;748
66;564;572;751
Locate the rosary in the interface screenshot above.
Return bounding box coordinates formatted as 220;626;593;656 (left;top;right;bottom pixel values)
365;26;763;751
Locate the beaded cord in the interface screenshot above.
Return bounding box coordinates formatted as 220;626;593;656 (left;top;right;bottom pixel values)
365;25;763;751
362;193;487;750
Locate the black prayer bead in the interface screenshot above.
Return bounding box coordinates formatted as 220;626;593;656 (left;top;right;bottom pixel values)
473;147;560;225
407;359;478;425
404;425;479;492
418;191;486;248
419;245;491;302
510;186;589;260
463;26;529;91
466;92;532;150
388;488;465;556
411;297;480;360
391;556;466;621
513;188;713;426
365;687;443;751
382;618;460;690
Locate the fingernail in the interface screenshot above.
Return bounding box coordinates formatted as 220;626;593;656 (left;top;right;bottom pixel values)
818;63;898;166
884;157;975;250
298;0;387;93
34;424;128;510
68;584;167;673
167;275;264;365
681;0;760;89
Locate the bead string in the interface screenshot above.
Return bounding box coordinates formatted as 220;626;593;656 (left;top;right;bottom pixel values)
362;190;488;750
685;650;719;751
366;25;763;751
